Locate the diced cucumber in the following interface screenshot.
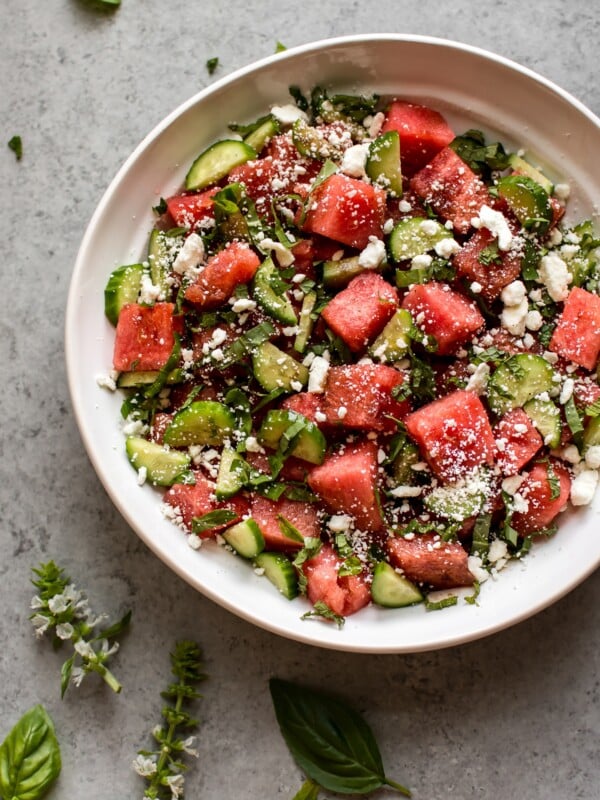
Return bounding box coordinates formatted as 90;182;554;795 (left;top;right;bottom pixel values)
291;119;331;159
116;369;183;388
252;257;297;325
163;401;236;447
294;291;317;353
523;397;562;448
252;342;309;392
423;483;485;522
322;256;366;289
487;353;556;416
388;216;450;262
371;562;423;608
148;228;182;295
508;154;553;194
243;116;279;153
222;518;265;559
369;308;412;362
104;263;143;325
254;552;299;599
583;416;600;449
125;436;191;486
496;174;553;234
366;130;402;196
185;139;257;191
391;441;421;485
215;446;247;500
258;409;326;464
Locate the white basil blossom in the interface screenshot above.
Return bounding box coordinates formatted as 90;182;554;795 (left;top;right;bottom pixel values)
55;622;74;640
47;594;69;614
30;595;44;610
71;667;85;687
132;755;158;778
166;773;185;798
74;639;96;660
30;614;51;638
181;736;199;757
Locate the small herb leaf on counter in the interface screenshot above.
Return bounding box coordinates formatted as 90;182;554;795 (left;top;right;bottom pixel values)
269;678;412;796
0;704;61;800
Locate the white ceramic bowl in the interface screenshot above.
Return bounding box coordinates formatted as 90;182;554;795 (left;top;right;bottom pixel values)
66;34;600;653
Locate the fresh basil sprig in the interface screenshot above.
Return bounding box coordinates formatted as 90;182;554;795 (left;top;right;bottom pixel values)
133;640;206;799
270;678;411;797
0;705;61;800
30;561;131;696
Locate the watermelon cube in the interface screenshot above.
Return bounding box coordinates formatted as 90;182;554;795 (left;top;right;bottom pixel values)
387;533;474;588
166;188;218;229
405;390;495;483
549;286;600;370
163;472;248;535
510;461;571;535
401;282;484;355
251;495;321;551
282;392;327;429
494;408;543;476
113;302;182;372
453;226;522;302
322;363;410;432
185;241;260;308
303;173;386;249
302;543;371;617
381;100;455;177
410;147;489;233
307;439;385;533
321;272;399;353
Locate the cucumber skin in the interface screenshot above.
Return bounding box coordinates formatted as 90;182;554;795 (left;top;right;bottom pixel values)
252;258;298;326
371;562;423;608
258;410;326;465
252;342;309;392
163;401;236;447
104;263;143;325
185;139;257;191
487;354;555;416
254;552;299;600
125;436;191;487
223;519;265;559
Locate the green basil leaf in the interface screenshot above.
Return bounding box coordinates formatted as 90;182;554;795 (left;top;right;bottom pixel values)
0;705;61;800
206;57;219;75
192;509;238;534
269;679;411;796
8;135;23;161
95;609;132;642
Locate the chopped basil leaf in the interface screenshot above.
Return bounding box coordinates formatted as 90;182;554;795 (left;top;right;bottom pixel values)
206;57;219;75
275;41;287;52
546;460;561;501
425;595;458;611
585;399;600;418
192;509;237;535
289;85;309;112
450;129;510;179
277;515;305;543
302;600;345;627
8;135;22;161
152;197;168;215
478;241;503;266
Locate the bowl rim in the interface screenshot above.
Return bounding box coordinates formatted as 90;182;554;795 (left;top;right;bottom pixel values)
66;33;600;653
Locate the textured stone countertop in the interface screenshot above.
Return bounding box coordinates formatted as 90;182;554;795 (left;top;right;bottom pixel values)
1;1;599;798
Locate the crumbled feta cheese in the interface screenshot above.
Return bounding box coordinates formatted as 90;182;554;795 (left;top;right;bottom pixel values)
501;298;528;336
308;356;330;393
337;405;348;419
470;281;483;294
538;251;572;302
398;199;412;213
488;538;509;565
245;436;265;454
467;555;489;583
230;297;257;313
187;533;203;550
419;219;440;237
465;362;490;395
137;466;148;486
327;514;353;533
412;254;433;269
138;273;163;304
366;111;385;138
559;377;575;405
315;411;327;423
554;183;571;201
358;237;386;270
389;485;423;498
340;143;370;178
559;444;581;464
473;205;513;250
525;309;544;331
172;232;205;278
434;238;461;258
585;445;600;469
501;280;527;307
383;218;395;235
270;104;309;125
502;474;525;495
570;468;599;506
96;371;119;392
258;237;295;267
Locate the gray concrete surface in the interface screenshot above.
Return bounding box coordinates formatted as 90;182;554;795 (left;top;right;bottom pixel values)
1;1;599;798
